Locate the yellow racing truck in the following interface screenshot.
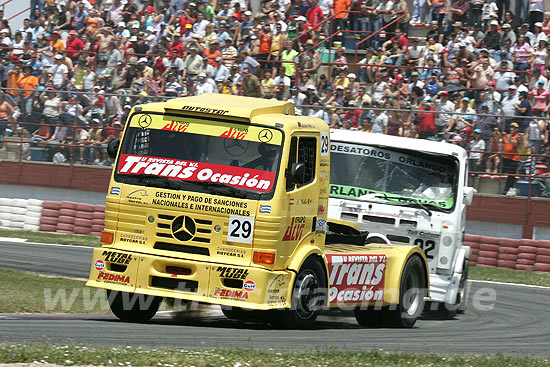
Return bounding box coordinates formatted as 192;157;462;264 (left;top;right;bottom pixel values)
86;94;429;328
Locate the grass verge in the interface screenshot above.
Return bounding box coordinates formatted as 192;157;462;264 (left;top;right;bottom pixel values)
0;229;100;247
0;268;106;314
469;266;550;287
0;345;548;367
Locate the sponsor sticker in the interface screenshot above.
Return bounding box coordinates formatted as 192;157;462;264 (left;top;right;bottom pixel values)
216;246;246;258
282;216;306;241
316;219;327;231
110;186;121;195
243;280;256;292
97;272;130;284
94;259;105;272
102;250;133;264
118;154;276;192
326;254;386;304
216;266;249;280
213;287;248;300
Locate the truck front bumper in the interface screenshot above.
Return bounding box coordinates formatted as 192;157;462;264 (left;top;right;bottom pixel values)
86;248;294;310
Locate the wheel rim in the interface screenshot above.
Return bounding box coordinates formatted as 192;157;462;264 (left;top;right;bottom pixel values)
295;270;320;320
402;268;422;316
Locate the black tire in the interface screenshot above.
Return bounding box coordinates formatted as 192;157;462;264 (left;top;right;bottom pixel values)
271;257;327;329
439;258;470;318
456;259;469;314
355;255;426;328
221;306;251;320
107;290;162;322
221;306;275;322
354;308;385;327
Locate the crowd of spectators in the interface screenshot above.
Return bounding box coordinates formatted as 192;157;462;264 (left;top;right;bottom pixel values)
0;0;549;192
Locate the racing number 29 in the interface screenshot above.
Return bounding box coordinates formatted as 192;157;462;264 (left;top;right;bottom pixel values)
227;216;255;244
414;239;435;259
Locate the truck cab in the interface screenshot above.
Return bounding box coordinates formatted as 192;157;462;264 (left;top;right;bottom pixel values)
329;130;473;316
87;95;429;328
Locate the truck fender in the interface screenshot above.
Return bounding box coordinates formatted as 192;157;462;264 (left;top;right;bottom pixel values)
445;246;469;305
286;244;329;293
371;246;429;305
453;246;470;275
365;233;391;245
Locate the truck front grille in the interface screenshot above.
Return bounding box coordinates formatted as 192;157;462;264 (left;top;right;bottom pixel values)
155;213;213;245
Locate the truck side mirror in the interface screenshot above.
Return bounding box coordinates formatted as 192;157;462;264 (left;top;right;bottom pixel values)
463;186;475;205
107;138;120;159
289;162;306;185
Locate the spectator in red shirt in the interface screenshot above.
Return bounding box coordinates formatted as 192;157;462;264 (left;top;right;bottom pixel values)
383;28;409;52
66;30;85;60
417;98;437;139
140;0;156;16
177;9;195;35
169;34;184;57
306;0;324;31
295;16;313;51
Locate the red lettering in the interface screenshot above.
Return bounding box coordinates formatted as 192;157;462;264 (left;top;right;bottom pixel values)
162;121;175;130
220;128;247;140
282;218;305;241
162;121;188;132
220;128;233;138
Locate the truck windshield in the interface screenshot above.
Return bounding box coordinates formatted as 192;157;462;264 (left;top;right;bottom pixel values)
330;141;458;212
114;113;283;199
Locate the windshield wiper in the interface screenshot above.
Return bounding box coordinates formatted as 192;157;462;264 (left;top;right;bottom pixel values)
123;174;182;190
359;193;432;216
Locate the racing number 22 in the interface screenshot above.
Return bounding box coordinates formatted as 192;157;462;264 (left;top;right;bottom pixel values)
414;239;435;259
227;216;255;244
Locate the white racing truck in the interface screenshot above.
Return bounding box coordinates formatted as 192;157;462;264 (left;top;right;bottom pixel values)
328;130;474;317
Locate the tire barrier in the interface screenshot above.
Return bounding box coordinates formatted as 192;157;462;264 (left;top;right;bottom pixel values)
0;198;42;232
0;197;104;239
464;234;550;273
2;197;550;273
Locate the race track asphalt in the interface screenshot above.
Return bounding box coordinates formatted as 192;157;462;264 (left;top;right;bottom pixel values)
0;241;549;357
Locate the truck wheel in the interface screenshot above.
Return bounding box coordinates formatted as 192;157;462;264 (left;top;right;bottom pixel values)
438;258;470;318
355;255;426;328
388;254;427;328
107;290;162;322
273;258;326;329
354;308;384;327
456;259;469;314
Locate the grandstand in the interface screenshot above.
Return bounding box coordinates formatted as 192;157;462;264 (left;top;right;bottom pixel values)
0;0;549;198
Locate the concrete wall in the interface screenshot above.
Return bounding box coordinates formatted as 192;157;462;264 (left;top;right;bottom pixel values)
0;184;107;205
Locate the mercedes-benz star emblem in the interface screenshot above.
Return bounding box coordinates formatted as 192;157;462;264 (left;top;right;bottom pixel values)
171;216;196;242
138;114;152;128
224;139;249;156
258;129;273;143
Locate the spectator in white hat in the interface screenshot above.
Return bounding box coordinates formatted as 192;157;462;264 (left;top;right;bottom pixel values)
533;22;548;46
